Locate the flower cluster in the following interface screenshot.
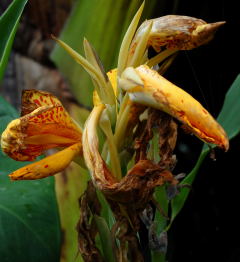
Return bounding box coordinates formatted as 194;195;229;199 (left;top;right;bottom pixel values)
1;4;228;192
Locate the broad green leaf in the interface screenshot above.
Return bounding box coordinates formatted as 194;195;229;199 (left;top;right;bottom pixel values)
0;0;28;80
51;0;157;107
171;74;240;224
0;96;61;262
54;102;90;262
55;164;89;262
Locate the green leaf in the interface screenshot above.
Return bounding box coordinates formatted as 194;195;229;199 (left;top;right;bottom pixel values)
94;215;116;262
96;189;115;229
170;74;240;224
153;186;168;235
55;164;89;262
0;96;61;262
151;186;168;262
170;150;209;223
217;74;240;139
0;0;28;80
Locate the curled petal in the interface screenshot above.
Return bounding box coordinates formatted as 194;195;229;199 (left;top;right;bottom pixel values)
82;104;175;206
9;143;82;180
130;15;225;53
119;65;229;151
21;89;62;116
1;105;82;161
83;104;116;189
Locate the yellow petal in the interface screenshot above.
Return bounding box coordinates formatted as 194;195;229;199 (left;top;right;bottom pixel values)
120;65;229;151
1;105;82;161
21;89;62;116
93;68;118;107
130;15;225;54
107;68;118;95
9;143;82;180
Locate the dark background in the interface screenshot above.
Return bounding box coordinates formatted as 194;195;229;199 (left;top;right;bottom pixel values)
1;0;240;261
156;1;240;261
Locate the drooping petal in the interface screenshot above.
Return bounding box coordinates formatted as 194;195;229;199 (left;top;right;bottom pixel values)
1;105;82;161
21;89;62;116
83;104;116;189
129;15;225;54
119;65;229;151
9;143;82;180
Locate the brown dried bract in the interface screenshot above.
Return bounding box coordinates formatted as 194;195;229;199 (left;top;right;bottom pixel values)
134;109;178;169
157;111;178;169
98;110;178;212
109;205;144;261
103;160;177;210
98;110;179;221
76;181;103;262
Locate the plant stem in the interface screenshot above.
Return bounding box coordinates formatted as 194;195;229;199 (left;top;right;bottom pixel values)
151;251;166;262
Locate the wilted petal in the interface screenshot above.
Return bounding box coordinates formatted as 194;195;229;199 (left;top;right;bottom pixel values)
120;65;229;151
83;104;116;189
1;105;82;161
9;143;82;180
130;15;225;53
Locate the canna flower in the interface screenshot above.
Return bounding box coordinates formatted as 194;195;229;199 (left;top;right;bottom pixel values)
0;3;228;188
1;90;83;180
115;11;226;152
119;65;229;151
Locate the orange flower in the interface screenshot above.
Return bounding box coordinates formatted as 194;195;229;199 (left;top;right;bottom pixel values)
1;90;82;180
